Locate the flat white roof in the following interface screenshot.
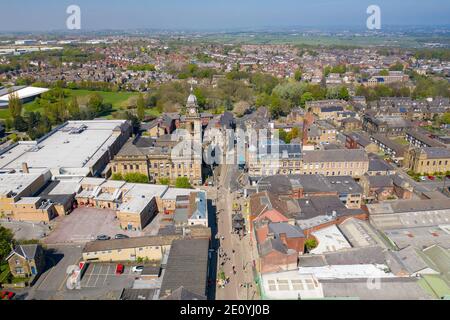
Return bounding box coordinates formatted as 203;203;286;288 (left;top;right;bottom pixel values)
0;86;49;101
123;183;168;200
161;187;195;200
0;172;44;197
298;264;395;280
310;225;352;254
48;179;82;195
261;271;324;300
0;120;127;175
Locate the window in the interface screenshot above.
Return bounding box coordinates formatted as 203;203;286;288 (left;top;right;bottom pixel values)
15;267;24;274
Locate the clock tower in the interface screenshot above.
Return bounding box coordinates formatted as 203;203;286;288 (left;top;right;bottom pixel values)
184;87;201;138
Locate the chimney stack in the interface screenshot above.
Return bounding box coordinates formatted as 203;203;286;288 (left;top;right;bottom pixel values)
22;162;29;174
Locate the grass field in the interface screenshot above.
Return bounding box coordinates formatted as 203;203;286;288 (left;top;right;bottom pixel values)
392;137;410;146
0;89;161;120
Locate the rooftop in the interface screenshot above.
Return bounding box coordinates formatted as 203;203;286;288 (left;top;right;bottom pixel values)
302;149;368;163
0;120;129;177
83;235;180;253
159;239;209;299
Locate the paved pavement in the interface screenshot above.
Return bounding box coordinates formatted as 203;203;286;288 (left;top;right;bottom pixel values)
43;207;142;244
0;220;50;240
215;164;258;300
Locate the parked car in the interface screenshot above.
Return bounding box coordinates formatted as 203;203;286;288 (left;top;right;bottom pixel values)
114;234;129;239
131;266;144;273
420;176;427;181
96;235;111;241
115;264;124;275
428;175;435;180
0;291;15;300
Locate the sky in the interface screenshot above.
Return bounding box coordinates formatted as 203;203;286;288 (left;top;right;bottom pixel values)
0;0;449;32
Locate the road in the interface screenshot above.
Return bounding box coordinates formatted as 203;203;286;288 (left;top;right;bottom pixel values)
215;164;258;300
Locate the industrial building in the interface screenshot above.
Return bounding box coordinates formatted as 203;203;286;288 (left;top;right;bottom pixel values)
0;120;131;178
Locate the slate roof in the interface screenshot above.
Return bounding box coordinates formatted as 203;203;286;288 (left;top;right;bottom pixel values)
302;149;368;163
161;286;207;300
159;239;209;298
368;157;395;172
7;244;41;261
367;175;394;188
421;147;450;159
259;238;290;256
268;222;305;239
346;132;373;147
120;289;156;300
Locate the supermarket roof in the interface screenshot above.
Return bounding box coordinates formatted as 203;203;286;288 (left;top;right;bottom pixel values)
0;120;129;176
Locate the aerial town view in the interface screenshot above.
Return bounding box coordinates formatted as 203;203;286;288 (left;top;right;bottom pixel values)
0;0;449;314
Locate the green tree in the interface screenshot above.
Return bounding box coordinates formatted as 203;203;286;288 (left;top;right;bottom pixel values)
175;177;192;189
159;178;171;185
0;226;14;262
87;93;104;114
441;112;450;125
305;238;318;252
111;173;124;181
68;96;80;118
13;115;28;132
300;92;314;107
379;69;389;76
125;112;140;135
123;172;149;184
8;91;23;118
136;93;146;121
278;129;289;143
338;87;350;101
294;69;303;81
287;127;301;142
389;62;404;71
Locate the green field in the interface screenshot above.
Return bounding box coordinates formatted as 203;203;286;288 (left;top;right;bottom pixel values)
0;89;161;120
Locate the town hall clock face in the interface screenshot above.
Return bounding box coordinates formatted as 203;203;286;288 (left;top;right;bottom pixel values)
189;107;196;115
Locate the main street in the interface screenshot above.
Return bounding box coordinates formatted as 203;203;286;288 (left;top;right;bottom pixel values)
215;164;258;300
